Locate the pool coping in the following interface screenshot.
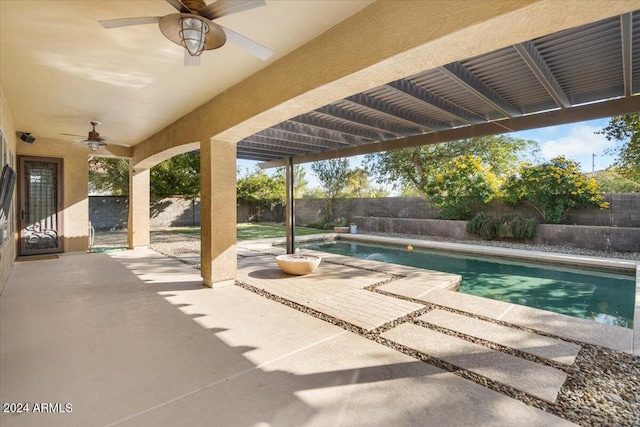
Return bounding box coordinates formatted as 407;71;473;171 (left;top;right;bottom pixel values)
337;233;638;273
252;233;639;354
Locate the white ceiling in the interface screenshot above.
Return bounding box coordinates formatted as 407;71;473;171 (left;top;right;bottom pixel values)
0;0;373;146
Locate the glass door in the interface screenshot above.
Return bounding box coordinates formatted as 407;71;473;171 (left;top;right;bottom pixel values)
18;157;64;255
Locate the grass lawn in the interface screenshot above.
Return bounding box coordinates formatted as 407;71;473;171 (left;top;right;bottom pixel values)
172;223;329;240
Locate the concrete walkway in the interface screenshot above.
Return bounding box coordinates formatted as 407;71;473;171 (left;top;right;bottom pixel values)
0;249;576;426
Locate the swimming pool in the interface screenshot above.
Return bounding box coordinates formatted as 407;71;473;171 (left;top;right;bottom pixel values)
296;240;636;328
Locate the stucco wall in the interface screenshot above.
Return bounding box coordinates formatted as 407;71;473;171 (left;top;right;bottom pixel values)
0;86;18;292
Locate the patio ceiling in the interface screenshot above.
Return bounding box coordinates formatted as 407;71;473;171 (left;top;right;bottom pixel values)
241;11;640;168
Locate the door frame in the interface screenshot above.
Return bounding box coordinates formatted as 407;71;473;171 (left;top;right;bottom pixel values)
18;156;64;256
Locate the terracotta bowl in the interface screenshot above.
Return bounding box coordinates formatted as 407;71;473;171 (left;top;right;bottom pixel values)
275;254;322;275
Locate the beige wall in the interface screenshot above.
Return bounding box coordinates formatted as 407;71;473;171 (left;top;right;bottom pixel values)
16;137;90;253
0;86;17;291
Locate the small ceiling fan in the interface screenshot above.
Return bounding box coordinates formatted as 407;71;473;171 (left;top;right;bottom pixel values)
62;121;131;151
99;0;273;66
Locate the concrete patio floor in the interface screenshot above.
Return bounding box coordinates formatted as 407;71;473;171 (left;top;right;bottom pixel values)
0;248;578;426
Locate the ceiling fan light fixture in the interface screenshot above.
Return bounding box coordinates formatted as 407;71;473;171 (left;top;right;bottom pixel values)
179;15;209;56
87;140;100;151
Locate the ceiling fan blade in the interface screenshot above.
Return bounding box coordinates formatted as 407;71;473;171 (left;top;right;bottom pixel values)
61;133;86;138
220;26;273;61
165;0;193;13
198;0;266;20
99;16;162;29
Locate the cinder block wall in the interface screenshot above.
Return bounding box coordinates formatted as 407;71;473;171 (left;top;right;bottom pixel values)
89;196;128;230
150;198;200;227
297;194;639;228
89;193;640;230
353;216;640;252
89;196;200;230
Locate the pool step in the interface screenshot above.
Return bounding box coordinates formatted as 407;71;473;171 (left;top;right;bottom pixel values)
418;309;581;365
381;323;568;403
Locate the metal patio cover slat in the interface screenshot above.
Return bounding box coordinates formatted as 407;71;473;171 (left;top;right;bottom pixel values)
237;12;640;165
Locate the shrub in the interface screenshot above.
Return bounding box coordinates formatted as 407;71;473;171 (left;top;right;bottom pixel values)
467;213;537;240
424;155;500;220
502;156;609;224
496;214;538;240
466;212;496;239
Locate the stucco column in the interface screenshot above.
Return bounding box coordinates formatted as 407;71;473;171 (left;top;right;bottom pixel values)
127;165;150;249
200;138;237;287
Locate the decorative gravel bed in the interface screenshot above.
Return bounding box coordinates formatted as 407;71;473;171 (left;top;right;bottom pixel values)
94;228;640;425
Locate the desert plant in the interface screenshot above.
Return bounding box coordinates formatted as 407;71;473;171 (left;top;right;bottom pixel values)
496;214;538;240
467;212;537;240
466;212;497;239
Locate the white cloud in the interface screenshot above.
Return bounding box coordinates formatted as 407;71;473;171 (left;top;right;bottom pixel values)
539;123;615;159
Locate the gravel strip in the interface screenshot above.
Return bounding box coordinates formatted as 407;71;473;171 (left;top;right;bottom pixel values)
93;228;640;426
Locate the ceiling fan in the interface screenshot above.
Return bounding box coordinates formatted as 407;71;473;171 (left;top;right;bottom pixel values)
99;0;273;66
62;121;131;151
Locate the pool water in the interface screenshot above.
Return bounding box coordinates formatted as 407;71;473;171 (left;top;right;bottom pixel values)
297;240;636;328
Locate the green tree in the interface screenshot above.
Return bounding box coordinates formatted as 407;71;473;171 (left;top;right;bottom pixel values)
237;167;285;221
344;168;388;198
150;152;200;198
503;156;609;224
364;135;538;197
89;153;202;198
310;158;351;224
598;114;640;183
301;187;326;198
274;165;308;198
425;155;500;220
590;168;640;193
89;157;129;195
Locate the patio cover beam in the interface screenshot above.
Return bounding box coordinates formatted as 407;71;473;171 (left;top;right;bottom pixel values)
514;41;572;108
439;62;524;118
289;114;395;141
386;79;486;125
346;93;439;132
259;96;640;168
316;104;424;137
249;130;350;150
285;157;295;254
238;140;311;157
269;122;368;146
621;13;633;97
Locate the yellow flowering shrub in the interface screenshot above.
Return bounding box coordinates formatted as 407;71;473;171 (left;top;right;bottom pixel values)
502;156;609;224
425;154;499;220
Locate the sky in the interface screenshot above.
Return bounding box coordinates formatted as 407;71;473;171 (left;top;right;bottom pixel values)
508;118;619;172
237;117;624;190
